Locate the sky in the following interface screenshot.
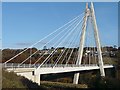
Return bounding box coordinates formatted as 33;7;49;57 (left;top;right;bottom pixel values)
2;2;118;49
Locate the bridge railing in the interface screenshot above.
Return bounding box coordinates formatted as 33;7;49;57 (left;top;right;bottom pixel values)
2;63;101;68
2;63;112;69
2;63;36;68
40;64;98;68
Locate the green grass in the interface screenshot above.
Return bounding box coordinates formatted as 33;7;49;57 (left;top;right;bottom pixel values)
2;69;27;89
41;81;88;89
103;56;118;65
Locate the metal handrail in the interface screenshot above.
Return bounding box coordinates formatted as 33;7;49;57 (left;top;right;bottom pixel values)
2;63;112;69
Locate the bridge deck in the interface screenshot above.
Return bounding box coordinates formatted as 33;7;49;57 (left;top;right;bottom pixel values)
35;65;113;75
6;65;114;75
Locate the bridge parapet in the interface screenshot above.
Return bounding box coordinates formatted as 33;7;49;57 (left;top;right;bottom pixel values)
3;63;113;69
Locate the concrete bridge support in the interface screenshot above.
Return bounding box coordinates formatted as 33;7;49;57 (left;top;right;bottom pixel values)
34;74;40;85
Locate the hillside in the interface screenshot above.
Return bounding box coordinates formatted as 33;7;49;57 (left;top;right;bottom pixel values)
2;69;42;89
2;69;27;88
2;47;120;89
2;69;88;89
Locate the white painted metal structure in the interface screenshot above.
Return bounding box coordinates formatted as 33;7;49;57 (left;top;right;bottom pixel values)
73;3;89;84
73;2;105;84
3;2;113;86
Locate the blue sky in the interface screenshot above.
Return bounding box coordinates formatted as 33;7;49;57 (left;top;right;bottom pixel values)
2;2;118;49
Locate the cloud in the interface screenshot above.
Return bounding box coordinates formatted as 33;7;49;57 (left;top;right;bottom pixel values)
15;41;53;47
15;42;32;46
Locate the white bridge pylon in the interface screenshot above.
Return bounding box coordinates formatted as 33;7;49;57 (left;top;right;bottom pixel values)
73;2;105;84
4;2;113;85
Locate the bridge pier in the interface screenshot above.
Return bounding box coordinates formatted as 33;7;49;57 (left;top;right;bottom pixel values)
34;74;41;85
73;73;79;84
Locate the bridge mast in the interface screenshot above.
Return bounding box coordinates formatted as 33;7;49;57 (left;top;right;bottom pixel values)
73;3;89;84
90;2;105;77
73;2;105;84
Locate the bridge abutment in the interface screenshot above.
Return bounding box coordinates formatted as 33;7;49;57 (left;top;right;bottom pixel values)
34;74;41;85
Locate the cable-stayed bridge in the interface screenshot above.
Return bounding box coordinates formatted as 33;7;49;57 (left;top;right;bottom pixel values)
3;2;113;85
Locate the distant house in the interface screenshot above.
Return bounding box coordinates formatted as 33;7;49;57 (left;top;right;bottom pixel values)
110;51;116;57
39;47;65;55
40;49;51;55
